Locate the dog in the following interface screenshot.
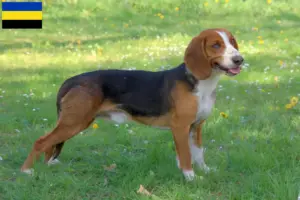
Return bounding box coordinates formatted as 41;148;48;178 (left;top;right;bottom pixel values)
21;28;244;181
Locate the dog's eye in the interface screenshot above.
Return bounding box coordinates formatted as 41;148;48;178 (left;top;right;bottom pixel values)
212;43;221;49
230;38;236;44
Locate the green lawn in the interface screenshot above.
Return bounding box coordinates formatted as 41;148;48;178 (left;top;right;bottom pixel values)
1;0;300;199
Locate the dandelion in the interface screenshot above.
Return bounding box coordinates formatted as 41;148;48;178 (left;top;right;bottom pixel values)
284;38;289;42
220;112;228;118
92;123;99;129
285;104;293;110
258;40;264;44
257;36;262;39
290;97;299;106
215;0;219;3
124;23;129;28
267;0;272;4
159;15;164;19
278;60;284;65
97;47;103;56
252;27;259;31
175;7;179;11
225;0;229;3
204;2;208;6
77;40;81;45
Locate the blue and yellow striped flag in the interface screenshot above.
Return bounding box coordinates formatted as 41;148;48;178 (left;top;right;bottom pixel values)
2;1;43;29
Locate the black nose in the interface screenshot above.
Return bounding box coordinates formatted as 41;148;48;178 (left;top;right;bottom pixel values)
232;55;244;65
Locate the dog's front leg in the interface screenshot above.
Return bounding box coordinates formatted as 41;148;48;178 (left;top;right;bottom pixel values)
171;124;194;181
190;121;210;173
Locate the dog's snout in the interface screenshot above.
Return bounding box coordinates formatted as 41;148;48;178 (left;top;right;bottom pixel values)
232;55;244;65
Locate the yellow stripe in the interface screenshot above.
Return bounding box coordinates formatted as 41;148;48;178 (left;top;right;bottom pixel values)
2;11;42;20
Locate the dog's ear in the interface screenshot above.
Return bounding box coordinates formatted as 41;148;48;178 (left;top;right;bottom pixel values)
184;35;212;80
230;34;239;50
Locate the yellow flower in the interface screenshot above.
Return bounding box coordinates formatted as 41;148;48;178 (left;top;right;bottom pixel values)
97;47;103;56
280;30;284;34
157;13;162;16
284;38;288;42
267;0;272;4
175;7;179;11
277;20;281;24
252;27;259;31
258;40;264;44
220;112;228;118
278;60;284;65
92;123;99;129
160;15;164;19
290;97;299;106
225;0;229;3
215;0;219;2
257;36;262;39
124;23;129;28
204;2;208;6
77;40;81;45
285;104;293;110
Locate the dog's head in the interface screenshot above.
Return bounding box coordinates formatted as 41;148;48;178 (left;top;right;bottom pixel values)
184;28;244;80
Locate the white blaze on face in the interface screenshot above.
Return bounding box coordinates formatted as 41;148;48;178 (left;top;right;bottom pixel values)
217;31;241;69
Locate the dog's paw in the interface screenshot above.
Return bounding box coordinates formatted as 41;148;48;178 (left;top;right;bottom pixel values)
47;158;61;166
183;170;195;181
21;168;34;176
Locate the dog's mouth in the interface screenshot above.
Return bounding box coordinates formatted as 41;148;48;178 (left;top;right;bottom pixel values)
214;63;241;76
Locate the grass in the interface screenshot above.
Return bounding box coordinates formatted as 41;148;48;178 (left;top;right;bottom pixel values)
0;0;300;199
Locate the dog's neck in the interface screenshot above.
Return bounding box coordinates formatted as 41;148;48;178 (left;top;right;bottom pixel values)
184;65;198;87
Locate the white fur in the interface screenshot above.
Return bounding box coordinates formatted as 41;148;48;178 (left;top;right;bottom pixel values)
183;169;195;181
47;157;61;166
22;168;34;175
189;134;210;173
109;112;128;124
216;31;241;68
193;71;220;122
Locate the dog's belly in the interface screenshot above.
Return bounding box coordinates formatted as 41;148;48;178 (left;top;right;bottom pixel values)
97;111;129;124
97;111;171;130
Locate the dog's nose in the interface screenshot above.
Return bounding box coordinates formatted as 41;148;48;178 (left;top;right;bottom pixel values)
232;55;244;65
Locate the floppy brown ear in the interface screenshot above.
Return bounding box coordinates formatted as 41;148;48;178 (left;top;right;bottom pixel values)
184;35;212;80
231;35;239;50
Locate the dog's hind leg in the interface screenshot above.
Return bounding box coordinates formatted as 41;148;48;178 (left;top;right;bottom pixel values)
44;142;64;165
21;86;101;174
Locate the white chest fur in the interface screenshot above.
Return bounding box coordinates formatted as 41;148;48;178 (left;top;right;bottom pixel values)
193;74;220;123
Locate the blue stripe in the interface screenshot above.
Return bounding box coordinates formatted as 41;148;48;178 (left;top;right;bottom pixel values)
2;2;42;11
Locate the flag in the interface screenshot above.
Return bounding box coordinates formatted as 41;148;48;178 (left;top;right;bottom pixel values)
2;1;43;29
